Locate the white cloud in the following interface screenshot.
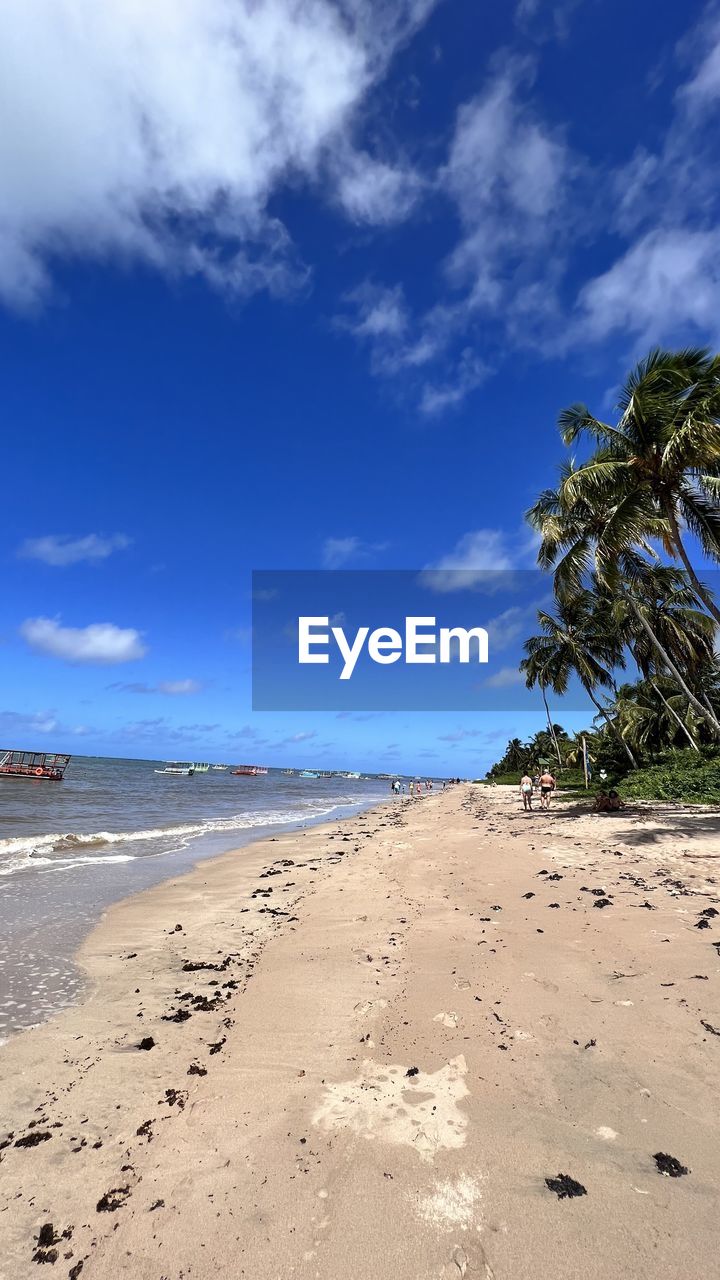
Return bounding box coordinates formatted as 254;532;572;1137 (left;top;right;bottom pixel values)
0;0;436;308
420;528;538;592
485;665;524;688
338;55;577;411
20;617;146;664
342;282;409;339
441;58;570;299
18;532;131;566
578;227;720;346
333;151;423;225
438;728;485;741
419;349;490;415
0;708;58;735
322;535;387;568
109;679;201;695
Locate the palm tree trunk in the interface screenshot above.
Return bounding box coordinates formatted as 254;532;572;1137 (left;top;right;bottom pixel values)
585;685;638;769
665;503;720;626
627;598;720;737
541;684;563;768
649;679;699;751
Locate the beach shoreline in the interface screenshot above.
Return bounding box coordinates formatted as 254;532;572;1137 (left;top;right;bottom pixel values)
1;785;719;1279
0;775;387;1041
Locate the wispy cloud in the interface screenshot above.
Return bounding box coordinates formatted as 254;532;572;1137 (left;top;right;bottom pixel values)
485;665;524;688
438;728;485;741
420;527;539;593
321;535;388;568
18;533;131;567
20;617;146;664
0;708;58;735
273;730;318;748
109;679;202;696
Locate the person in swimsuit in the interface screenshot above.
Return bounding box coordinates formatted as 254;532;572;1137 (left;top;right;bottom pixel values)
539;769;555;810
519;773;533;811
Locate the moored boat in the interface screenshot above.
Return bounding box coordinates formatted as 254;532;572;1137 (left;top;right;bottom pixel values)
299;769;318;778
155;761;195;776
0;750;71;781
231;764;268;776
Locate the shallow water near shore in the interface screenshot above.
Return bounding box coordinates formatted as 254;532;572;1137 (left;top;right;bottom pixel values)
0;755;388;1038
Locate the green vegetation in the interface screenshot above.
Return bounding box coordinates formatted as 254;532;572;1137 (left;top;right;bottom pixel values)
482;348;720;807
619;748;720;804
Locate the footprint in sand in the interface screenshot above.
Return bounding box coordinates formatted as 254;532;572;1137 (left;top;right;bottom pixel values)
312;1056;469;1163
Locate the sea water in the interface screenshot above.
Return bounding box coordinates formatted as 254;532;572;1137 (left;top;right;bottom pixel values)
0;756;388;1038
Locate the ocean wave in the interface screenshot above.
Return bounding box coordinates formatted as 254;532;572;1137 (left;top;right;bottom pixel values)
0;797;373;878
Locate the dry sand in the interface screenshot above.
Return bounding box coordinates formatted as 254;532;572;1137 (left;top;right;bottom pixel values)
1;785;719;1279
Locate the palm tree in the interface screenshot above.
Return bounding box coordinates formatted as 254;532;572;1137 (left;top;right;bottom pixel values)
503;738;527;772
601;566;720;737
529;467;720;738
556;347;720;623
614;679;700;755
521;647;564;767
522;593;638;768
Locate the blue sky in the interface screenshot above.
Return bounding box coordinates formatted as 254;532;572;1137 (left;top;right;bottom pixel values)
2;0;719;775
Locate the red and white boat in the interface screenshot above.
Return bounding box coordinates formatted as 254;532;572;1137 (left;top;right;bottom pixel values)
231;764;269;776
0;750;71;781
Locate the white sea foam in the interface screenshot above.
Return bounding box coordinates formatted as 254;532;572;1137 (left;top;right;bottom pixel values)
0;798;366;878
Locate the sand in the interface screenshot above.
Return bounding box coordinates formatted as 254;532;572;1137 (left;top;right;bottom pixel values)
1;785;719;1279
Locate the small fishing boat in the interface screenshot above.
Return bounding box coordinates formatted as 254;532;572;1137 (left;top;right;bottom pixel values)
231;764;269;776
0;750;71;782
155;761;195;776
192;762;210;773
211;764;227;771
299;770;318;779
282;769;295;775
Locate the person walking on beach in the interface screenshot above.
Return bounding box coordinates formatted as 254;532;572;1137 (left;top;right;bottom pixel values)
539;768;555;810
520;773;533;811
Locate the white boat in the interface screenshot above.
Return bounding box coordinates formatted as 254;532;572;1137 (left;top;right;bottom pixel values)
211;764;227;771
155;760;195;776
193;762;210;773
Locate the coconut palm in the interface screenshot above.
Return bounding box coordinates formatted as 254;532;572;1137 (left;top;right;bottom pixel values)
520;646;564;767
599;566;720;737
614;679;700;755
556;347;720;623
528;462;720;737
522;592;638;768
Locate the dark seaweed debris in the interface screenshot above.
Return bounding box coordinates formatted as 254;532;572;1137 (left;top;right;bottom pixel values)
96;1186;131;1212
700;1020;720;1036
653;1152;689;1178
405;1066;419;1078
14;1131;51;1148
137;1036;155;1051
593;898;613;909
545;1173;587;1199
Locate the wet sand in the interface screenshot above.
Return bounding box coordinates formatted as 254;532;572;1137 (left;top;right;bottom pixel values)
1;785;719;1279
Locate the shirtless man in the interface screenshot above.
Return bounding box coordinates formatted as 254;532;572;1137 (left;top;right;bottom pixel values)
539;769;556;810
519;773;533;811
